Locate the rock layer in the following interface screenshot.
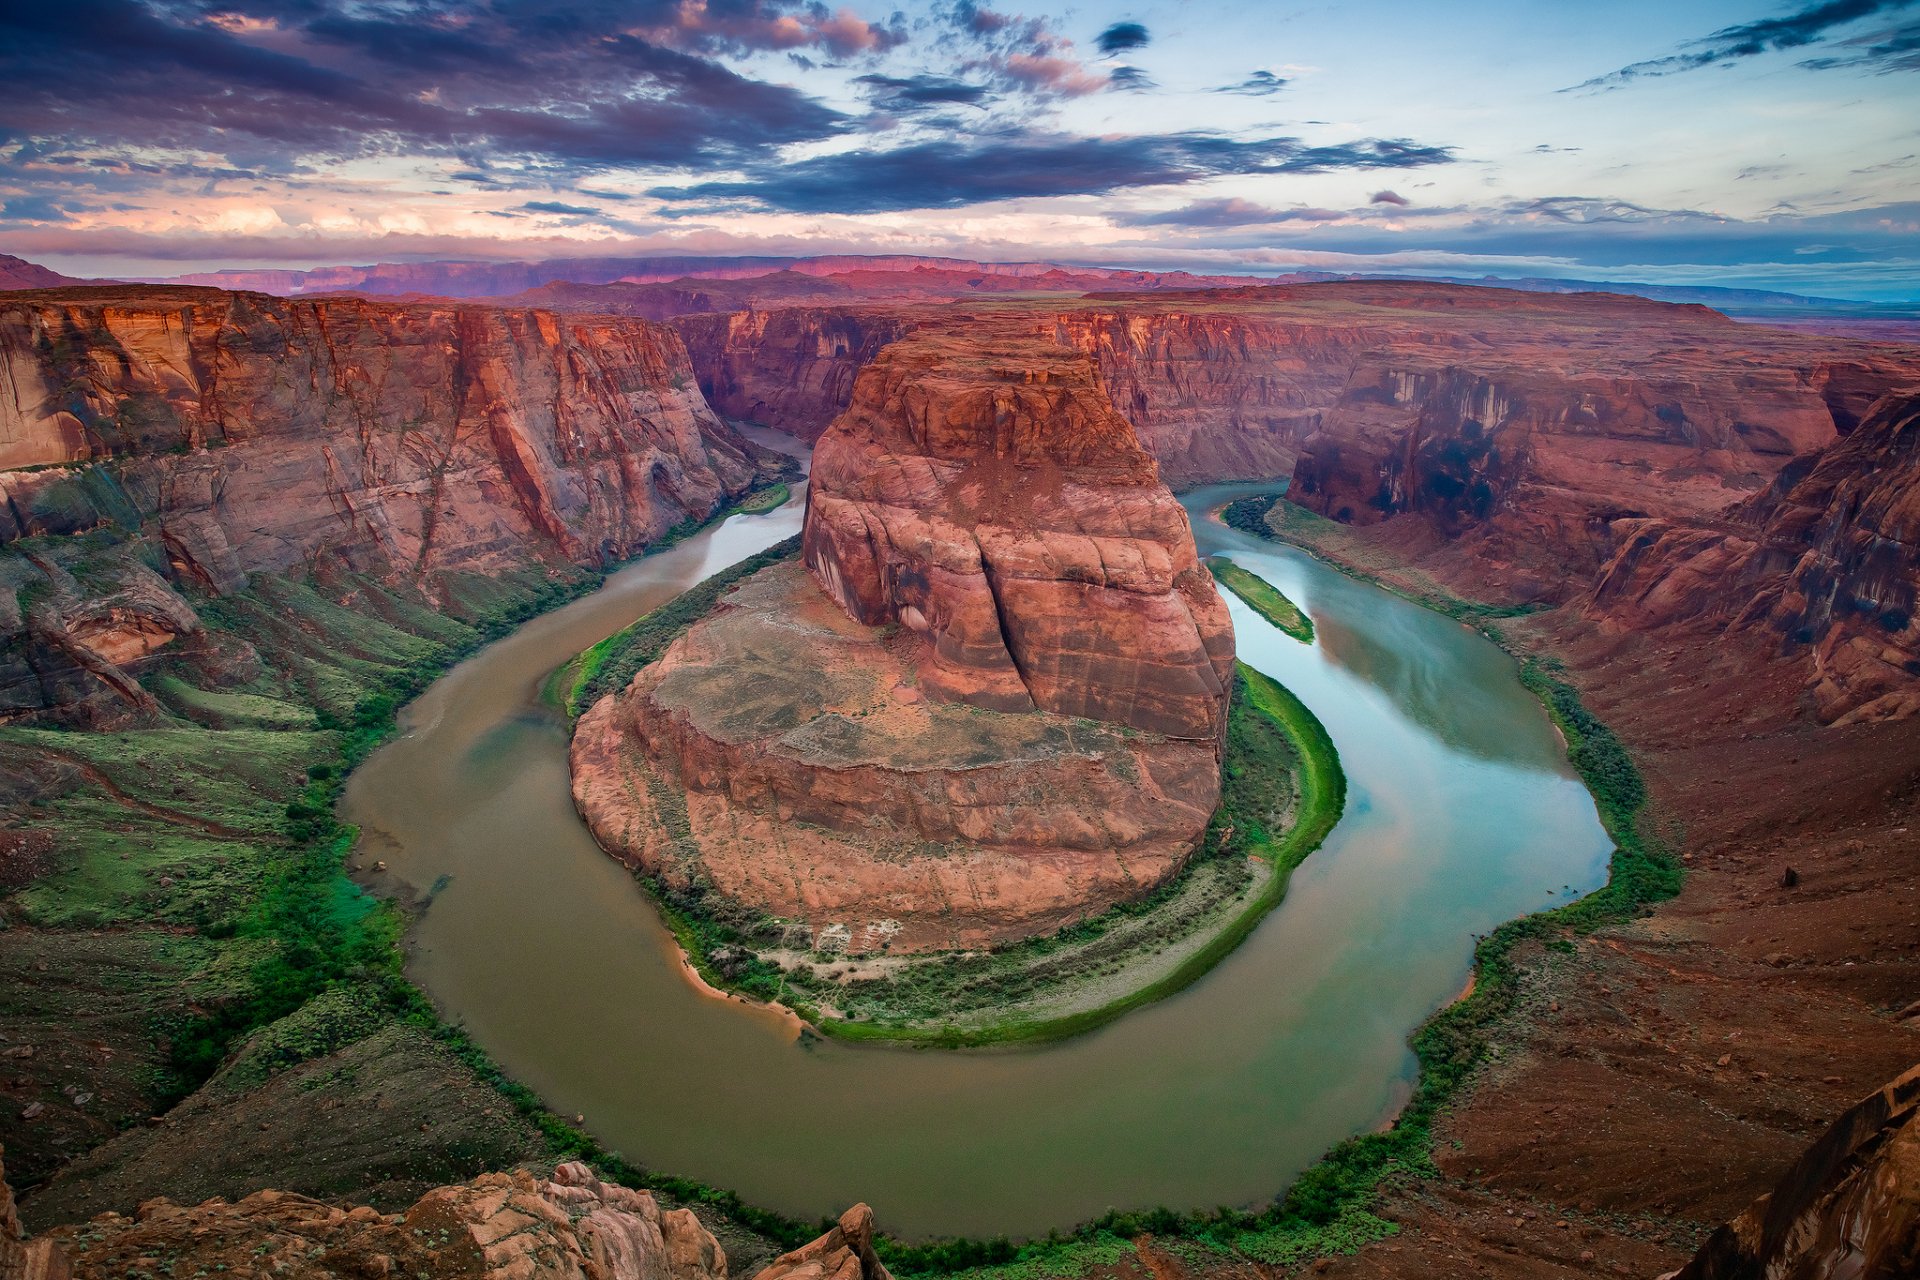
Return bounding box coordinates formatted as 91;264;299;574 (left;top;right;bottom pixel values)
0;285;771;724
802;323;1233;741
1664;1065;1920;1280
573;322;1231;952
1581;386;1920;723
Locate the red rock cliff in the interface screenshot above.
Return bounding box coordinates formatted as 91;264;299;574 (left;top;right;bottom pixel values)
1582;386;1920;723
802;322;1234;742
0;286;762;579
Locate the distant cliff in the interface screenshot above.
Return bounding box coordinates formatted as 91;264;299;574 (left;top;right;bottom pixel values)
0;285;772;724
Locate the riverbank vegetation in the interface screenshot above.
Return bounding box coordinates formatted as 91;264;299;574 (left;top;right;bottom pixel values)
1207;556;1314;643
578;632;1346;1046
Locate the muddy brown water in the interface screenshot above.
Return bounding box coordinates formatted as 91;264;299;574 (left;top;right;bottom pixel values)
341;460;1611;1241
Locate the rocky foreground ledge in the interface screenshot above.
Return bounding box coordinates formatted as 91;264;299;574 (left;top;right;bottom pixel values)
3;1146;892;1280
572;321;1234;955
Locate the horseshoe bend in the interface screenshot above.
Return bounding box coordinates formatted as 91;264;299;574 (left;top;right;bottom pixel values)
570;322;1240;962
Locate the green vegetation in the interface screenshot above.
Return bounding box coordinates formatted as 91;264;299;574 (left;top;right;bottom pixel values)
734;482;791;515
556;534;801;716
1208;556;1314;643
612;658;1347;1049
1224;492;1539;628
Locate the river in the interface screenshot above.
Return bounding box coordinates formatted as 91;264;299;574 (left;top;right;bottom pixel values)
339;454;1612;1241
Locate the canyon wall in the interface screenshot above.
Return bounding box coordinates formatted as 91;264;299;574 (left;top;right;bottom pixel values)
1581;386;1920;724
673;308;918;440
0;285;771;725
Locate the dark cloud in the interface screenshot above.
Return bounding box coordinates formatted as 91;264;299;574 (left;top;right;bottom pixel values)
0;195;72;222
521;200;600;216
1512;196;1727;224
1108;65;1157;91
1799;17;1920;70
1216;70;1288;95
1095;22;1150;56
1571;0;1919;88
855;73;993;113
653;131;1455;214
0;0;849;176
1370;189;1411;206
1116;198;1345;228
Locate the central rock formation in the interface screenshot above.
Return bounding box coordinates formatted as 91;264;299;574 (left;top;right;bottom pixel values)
802;326;1234;739
572;324;1233;953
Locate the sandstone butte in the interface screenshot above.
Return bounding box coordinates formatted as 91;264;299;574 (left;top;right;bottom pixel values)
571;321;1235;953
672;282;1920;595
0;285;777;726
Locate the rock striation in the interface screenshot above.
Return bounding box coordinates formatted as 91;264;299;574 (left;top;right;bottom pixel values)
1582;386;1920;724
572;324;1232;952
1663;1065;1920;1280
802;325;1233;739
0;285;773;724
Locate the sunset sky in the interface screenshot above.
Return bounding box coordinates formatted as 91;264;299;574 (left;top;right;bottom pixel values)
3;0;1917;298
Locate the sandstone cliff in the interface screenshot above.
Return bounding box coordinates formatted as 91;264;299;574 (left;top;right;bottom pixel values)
573;322;1232;952
1580;386;1920;724
673;308;917;442
802;324;1233;740
0;286;772;725
8;1146;883;1280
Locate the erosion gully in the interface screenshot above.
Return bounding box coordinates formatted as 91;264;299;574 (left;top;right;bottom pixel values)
340;446;1610;1241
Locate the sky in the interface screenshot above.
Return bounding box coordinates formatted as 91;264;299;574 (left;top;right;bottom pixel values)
1;0;1917;299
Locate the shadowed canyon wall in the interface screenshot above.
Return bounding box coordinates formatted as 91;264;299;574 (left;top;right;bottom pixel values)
0;286;770;725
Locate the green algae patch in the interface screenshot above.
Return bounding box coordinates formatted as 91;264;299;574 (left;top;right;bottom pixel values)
1208;556;1314;643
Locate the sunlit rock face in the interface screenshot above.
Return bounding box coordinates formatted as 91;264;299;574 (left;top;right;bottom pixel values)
572;321;1233;953
802;322;1234;743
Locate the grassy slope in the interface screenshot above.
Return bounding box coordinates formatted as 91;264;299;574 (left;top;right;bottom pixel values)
1207;556;1314;643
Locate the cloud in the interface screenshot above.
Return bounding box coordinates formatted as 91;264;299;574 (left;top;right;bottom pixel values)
1570;0;1920;88
0;195;72;223
521;201;600;216
1370;189;1411;206
855;72;993;113
0;0;850;176
1116;198;1346;228
1107;65;1156;91
1216;70;1288;95
1095;22;1150;56
1510;196;1728;224
1798;16;1920;70
653;131;1456;213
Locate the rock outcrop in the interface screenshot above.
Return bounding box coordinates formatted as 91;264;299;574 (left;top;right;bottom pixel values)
1663;1065;1920;1280
1;1146;70;1280
1582;387;1920;723
37;1160;734;1280
573;323;1232;952
753;1205;890;1280
802;325;1234;740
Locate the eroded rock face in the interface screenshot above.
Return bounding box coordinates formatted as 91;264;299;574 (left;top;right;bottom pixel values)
754;1205;890;1280
674;309;916;442
0;287;760;571
1664;1065;1920;1280
572;562;1219;951
34;1161;732;1280
573;322;1231;952
802;324;1233;742
1582;387;1920;723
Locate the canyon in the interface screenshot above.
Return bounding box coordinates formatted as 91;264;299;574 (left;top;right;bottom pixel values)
0;285;782;727
572;321;1233;953
2;257;1918;1279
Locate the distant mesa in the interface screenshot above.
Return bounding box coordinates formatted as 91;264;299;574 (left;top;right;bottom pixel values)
571;320;1234;952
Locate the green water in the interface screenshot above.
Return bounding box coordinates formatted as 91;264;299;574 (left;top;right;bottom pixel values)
340;465;1611;1241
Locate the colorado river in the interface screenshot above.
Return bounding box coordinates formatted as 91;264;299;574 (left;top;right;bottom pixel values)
340;453;1612;1240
